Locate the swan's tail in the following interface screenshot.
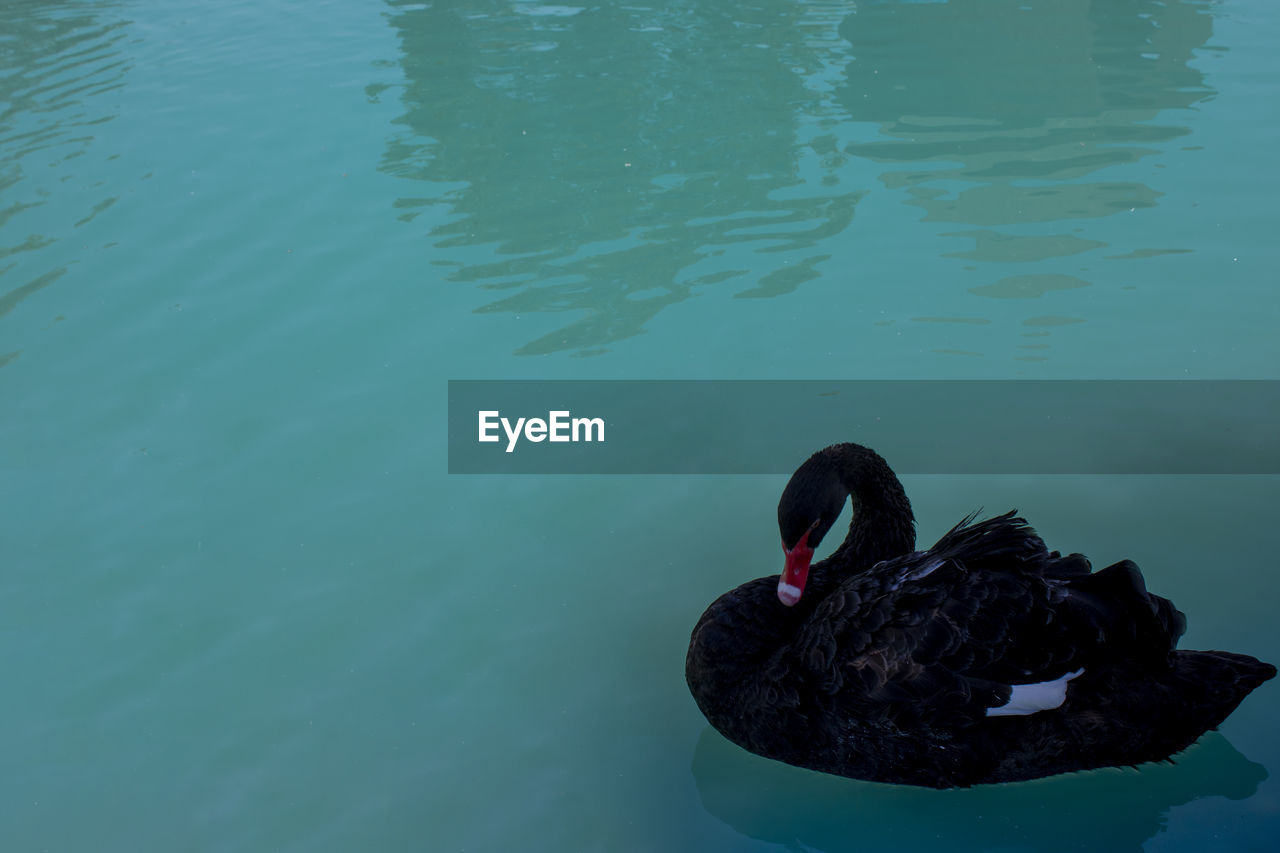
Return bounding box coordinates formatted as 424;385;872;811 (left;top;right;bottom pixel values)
1116;650;1276;768
1169;649;1276;726
1094;649;1273;763
993;648;1275;783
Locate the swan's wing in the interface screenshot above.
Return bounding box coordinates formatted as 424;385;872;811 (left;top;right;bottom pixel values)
792;514;1106;728
793;570;1049;728
796;513;1186;730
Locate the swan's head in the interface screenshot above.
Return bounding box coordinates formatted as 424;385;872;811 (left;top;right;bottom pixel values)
776;454;848;606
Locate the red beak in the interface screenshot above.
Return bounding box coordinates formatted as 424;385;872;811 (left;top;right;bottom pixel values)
778;528;815;606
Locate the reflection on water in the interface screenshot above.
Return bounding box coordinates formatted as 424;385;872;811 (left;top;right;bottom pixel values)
0;3;131;366
692;727;1266;853
969;273;1092;299
840;0;1214;252
380;0;1218;356
380;0;859;355
942;230;1107;263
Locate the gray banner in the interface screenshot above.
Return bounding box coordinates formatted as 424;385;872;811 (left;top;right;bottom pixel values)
447;380;1280;474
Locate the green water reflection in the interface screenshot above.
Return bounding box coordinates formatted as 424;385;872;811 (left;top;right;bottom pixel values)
381;0;865;355
0;3;130;367
381;0;1218;355
841;0;1214;250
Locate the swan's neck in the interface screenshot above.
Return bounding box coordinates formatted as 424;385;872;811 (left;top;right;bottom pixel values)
829;445;915;567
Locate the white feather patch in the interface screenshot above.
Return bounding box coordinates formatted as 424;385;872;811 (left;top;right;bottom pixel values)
986;668;1084;717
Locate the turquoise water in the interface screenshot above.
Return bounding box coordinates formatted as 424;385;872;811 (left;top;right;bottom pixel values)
3;0;1279;850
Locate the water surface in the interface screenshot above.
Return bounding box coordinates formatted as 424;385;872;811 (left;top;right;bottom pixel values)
3;1;1279;850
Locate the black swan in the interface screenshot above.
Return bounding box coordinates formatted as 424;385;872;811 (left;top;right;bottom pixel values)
685;443;1275;788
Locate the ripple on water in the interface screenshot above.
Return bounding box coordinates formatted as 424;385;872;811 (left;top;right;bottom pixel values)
969;274;1091;299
